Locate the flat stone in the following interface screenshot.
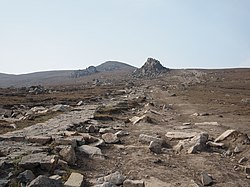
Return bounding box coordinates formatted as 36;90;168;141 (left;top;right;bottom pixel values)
139;134;163;145
54;137;77;148
26;136;52;145
123;179;145;187
64;172;84;187
201;172;213;186
59;146;76;165
102;133;119;144
28;175;63;187
165;132;197;139
19;152;58;171
206;141;225;148
214;129;237;142
195;122;220;126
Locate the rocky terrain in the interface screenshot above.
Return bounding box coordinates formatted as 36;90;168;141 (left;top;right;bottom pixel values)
0;59;250;187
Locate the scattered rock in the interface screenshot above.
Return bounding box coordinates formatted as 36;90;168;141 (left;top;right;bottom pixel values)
87;125;97;133
214;129;237;142
245;166;250;174
96;171;126;185
17;170;35;183
102;133;119;144
149;141;162;154
123;179;145;187
206;141;225;148
77;101;83;106
238;157;248;164
28;175;63;187
64;172;84;187
59;146;76;165
0;180;9;187
115;130;129;137
165;131;197;139
99;128;113;134
139;134;164;145
93;182;118;187
233;146;241;153
188;133;209;154
19;152;58;171
49;104;70;112
26;136;52;145
194;122;219;126
78;145;103;158
201;172;213;186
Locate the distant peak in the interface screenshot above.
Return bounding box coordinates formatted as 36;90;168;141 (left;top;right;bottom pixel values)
133;57;169;78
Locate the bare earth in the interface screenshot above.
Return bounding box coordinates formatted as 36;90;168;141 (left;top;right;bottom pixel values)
0;68;250;186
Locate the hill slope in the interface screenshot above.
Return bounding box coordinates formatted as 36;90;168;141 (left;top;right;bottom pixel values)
0;61;136;88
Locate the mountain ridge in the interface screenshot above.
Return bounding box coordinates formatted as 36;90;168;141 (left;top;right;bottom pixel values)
0;61;136;88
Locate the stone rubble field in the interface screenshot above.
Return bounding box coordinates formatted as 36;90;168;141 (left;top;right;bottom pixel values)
0;63;250;186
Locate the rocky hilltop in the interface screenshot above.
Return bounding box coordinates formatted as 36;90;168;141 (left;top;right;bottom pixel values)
133;58;169;78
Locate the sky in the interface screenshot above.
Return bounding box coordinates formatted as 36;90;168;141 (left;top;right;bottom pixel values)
0;0;250;74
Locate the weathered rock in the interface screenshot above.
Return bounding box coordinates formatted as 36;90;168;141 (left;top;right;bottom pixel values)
59;146;76;165
77;101;83;106
87;125;97;133
194;122;220;126
93;182;117;187
132;58;169;78
19;152;58;171
99;128;113;134
17;170;35;183
206;141;225;148
245;166;250;174
201;172;213;186
54;137;77;148
102;133;119;144
115;131;129;137
50;175;62;180
188;133;208;154
96;171;126;185
238;157;248;164
28;175;63;187
165;131;197;139
123;179;145;187
214;129;237;142
130;115;147;125
49;104;71;112
233;146;241;153
78;145;103;158
149;141;162;154
0;180;9;187
139;134;163;145
26;136;52;145
64;172;84;187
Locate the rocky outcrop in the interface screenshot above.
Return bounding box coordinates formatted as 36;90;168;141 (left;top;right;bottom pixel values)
133;58;169;78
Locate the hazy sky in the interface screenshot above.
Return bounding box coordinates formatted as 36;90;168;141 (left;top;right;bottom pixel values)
0;0;250;74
